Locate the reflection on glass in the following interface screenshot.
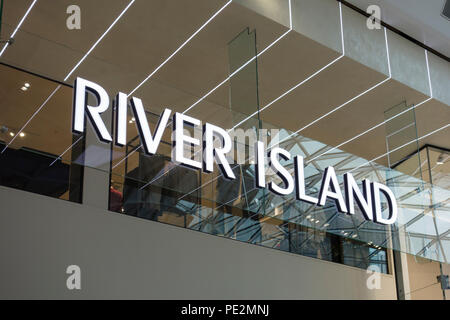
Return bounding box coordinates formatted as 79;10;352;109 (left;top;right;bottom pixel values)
0;65;82;203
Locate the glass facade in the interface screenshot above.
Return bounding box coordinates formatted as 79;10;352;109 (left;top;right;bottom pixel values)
0;0;449;298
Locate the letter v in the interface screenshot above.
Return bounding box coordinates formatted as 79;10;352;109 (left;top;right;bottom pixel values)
129;97;171;155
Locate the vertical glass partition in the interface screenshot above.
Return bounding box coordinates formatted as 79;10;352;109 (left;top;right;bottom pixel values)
392;145;450;299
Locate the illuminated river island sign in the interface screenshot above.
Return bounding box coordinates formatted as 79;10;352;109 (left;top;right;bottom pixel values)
72;77;398;225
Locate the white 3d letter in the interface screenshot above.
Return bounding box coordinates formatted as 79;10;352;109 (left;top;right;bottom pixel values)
72;77;112;142
344;173;373;221
318;166;348;213
371;182;398;225
172;113;202;169
129;97;171;155
203;123;235;180
255;141;265;188
294;155;318;204
268;147;294;196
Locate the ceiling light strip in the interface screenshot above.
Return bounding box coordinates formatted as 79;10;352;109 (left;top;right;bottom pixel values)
425;50;433;98
0;0;38;57
384;27;391;77
306;98;432;164
348;124;449;173
339;1;345;56
128;0;233;97
1;84;61;154
64;0;136;81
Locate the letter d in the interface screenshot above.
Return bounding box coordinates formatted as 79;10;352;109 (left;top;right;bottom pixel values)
72;77;112;142
371;182;398;225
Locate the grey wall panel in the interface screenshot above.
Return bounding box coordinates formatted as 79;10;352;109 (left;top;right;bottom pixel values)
346;0;450;58
0;186;397;299
387;29;431;96
342;5;389;76
428;52;450;106
292;0;342;54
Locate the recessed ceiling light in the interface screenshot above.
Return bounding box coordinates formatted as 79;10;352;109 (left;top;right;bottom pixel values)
352;234;357;238
19;132;25;137
9;132;14;137
128;120;133;124
24;83;30;88
323;223;330;227
21;86;27;91
131;117;135;122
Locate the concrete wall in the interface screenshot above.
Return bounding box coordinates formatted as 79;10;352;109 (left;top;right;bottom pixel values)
0;186;397;299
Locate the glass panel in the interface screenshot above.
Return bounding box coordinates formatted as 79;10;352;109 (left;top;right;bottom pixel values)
0;64;82;203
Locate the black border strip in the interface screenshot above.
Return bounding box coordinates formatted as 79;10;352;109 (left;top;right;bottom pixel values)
0;61;72;88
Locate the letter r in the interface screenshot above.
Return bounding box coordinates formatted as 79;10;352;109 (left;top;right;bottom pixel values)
72;77;112;142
